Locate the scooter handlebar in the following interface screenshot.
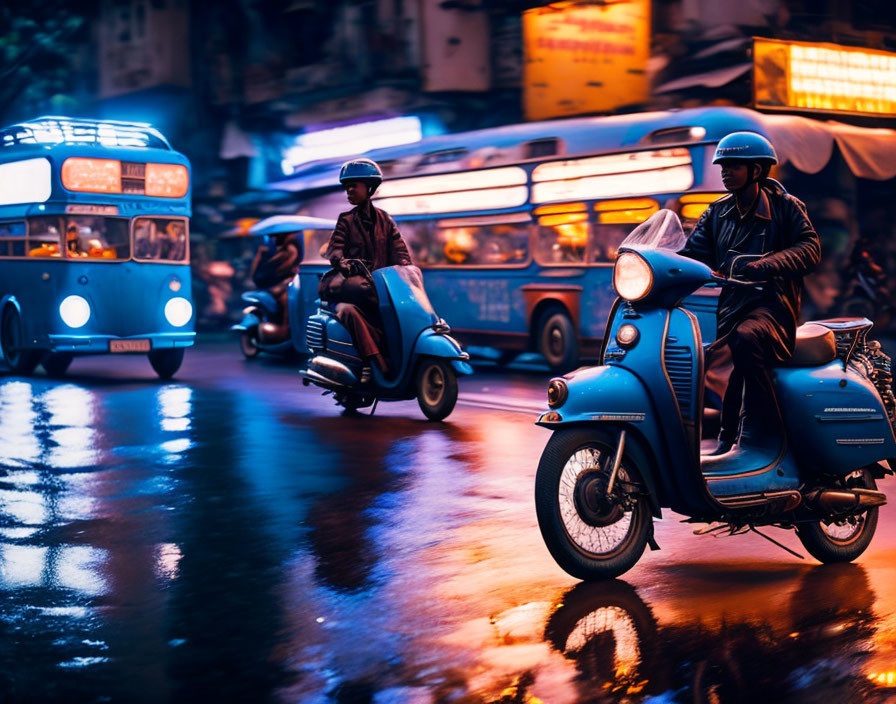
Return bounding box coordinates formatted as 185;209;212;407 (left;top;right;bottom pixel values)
711;271;768;287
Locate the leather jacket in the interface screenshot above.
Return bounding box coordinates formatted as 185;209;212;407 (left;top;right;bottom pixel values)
680;181;821;346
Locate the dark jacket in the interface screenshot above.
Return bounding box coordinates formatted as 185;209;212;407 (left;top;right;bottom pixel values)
253;236;302;291
680;182;821;350
325;203;411;272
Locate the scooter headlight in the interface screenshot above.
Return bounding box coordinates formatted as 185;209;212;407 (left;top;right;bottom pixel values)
547;378;568;409
59;295;91;328
614;252;653;301
164;297;193;327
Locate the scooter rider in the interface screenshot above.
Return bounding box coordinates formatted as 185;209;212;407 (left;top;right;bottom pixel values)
681;132;821;456
250;227;303;342
319;158;412;376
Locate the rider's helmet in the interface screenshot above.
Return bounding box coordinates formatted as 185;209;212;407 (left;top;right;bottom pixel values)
712;132;778;165
339;158;383;195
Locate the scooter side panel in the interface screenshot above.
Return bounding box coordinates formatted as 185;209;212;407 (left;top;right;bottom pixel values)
775;362;896;476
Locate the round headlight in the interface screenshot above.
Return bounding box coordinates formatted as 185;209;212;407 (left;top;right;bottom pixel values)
613;252;653;301
164;297;193;327
59;295;90;328
616;324;639;348
547;378;568;409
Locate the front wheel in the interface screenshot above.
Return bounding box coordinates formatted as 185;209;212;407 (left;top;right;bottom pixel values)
537;309;578;372
240;330;261;359
1;305;40;375
415;358;458;421
796;469;879;563
148;348;185;379
535;428;651;581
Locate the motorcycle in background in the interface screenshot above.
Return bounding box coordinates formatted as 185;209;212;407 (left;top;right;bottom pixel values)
534;209;896;580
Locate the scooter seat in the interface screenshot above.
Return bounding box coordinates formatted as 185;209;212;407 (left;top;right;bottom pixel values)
780;323;836;367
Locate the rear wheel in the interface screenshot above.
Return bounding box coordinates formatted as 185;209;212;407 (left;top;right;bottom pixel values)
535;428;651;581
537;308;578;372
148;348;185;379
1;306;40;375
796;469;879;563
240;330;261;359
42;353;73;378
415;358;458;421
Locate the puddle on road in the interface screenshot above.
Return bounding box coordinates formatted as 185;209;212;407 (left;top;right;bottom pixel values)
2;374;896;702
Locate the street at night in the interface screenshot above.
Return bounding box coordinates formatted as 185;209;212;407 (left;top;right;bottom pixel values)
2;340;896;703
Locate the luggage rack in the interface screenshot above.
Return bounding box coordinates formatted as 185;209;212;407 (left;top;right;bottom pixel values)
0;116;172;150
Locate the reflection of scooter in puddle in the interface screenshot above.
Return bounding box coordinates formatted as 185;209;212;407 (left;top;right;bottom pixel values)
545;565;875;703
301;264;473;420
535;210;896;581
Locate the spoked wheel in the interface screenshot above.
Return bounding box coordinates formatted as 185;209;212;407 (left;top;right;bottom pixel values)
796;468;879;563
1;306;40;375
415;358;458;421
535;428;651;581
148;348;185;379
240;329;261;359
42;353;74;378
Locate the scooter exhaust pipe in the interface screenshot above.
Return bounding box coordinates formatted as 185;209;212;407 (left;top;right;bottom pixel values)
303;355;359;388
805;488;887;512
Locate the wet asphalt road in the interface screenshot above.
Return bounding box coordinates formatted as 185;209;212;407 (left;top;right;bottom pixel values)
3;338;896;704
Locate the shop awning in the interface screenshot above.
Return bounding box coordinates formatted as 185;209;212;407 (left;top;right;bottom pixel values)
758;113;896;180
654;63;752;94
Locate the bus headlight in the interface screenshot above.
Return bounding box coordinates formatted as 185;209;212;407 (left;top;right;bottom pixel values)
613;252;653;301
59;295;90;328
164;297;192;327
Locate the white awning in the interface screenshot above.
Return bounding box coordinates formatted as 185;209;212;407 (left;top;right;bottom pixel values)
654;63;752;94
758;113;896;180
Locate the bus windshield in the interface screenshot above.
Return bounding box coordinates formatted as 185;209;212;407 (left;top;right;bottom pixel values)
133;217;189;262
28;215;130;259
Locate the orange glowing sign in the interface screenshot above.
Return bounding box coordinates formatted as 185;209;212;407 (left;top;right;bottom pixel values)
523;0;651;120
61;157;122;194
754;38;896;116
145;163;189;198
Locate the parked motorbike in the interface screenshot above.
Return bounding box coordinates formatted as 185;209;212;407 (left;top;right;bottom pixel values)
301;263;473;421
534;209;896;580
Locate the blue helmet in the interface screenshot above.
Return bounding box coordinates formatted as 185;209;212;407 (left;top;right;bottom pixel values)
339;158;383;192
712;132;778;165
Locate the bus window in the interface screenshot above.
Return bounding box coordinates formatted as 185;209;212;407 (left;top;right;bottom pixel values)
535;210;589;265
431;222;530;266
398;220;434;265
590;224;634;263
62;216;130;259
134;217;188;262
27;216;63;257
0;221;26;257
591;198;661;262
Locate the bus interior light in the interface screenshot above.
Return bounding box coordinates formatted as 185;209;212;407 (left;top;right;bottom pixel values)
59;295;91;328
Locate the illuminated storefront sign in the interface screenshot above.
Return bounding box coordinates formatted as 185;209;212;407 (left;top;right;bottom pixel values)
523;1;651;121
280;116;423;174
754;38;896;116
531;149;693;204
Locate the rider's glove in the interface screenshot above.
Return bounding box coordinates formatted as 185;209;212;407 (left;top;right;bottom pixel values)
742;259;772;278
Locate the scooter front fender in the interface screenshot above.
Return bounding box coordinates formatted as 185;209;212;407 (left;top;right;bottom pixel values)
536;364;665;517
230;310;262;332
413;330;472;373
241;290;278;314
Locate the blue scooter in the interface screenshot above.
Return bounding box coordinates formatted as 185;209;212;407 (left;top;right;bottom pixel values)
231;215;335;359
535;209;896;580
301;264;473;420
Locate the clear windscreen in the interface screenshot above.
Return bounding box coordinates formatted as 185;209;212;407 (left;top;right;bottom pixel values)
395;265;436;316
618;209;686;252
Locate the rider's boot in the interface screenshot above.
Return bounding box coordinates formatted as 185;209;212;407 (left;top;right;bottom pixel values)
706;437;735;456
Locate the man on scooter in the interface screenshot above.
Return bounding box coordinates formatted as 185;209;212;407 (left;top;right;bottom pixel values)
319;158;412;376
681;132;821;456
250;227;303;342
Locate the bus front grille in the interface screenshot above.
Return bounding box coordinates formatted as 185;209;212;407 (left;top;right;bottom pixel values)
664;344;694;418
306;319;325;350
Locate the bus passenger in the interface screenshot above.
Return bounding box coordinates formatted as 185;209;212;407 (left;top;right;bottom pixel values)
162;220;187;261
66;224;88;257
135;220;161;259
319;158;412;377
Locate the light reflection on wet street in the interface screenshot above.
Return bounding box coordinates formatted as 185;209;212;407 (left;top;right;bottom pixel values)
3;339;896;703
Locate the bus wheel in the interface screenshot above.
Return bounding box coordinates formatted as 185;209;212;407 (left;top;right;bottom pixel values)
148;348;185;379
1;306;40;375
42;353;73;378
537;309;578;372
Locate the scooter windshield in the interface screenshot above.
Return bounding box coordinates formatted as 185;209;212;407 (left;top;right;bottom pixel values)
619;209;687;252
395;265;437;316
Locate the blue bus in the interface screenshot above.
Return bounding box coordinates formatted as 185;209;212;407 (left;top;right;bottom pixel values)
0;117;194;378
276;106;895;370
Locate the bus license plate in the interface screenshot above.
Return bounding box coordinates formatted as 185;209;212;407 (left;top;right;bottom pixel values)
110;339;151;353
